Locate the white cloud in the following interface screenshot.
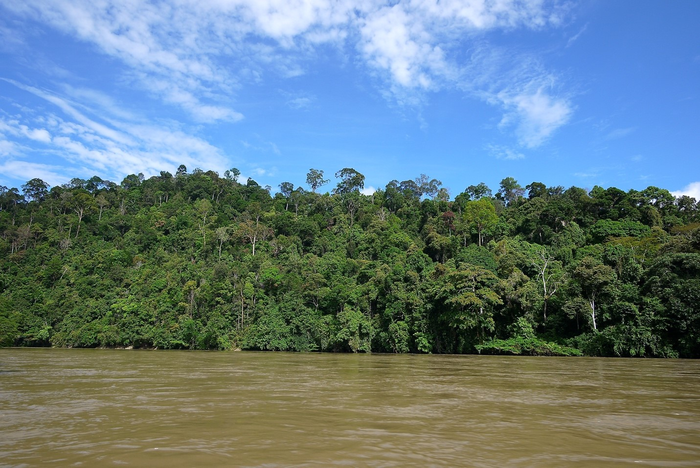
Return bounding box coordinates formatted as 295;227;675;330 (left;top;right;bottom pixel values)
0;138;22;157
2;80;229;183
246;166;277;180
361;186;376;196
487;144;525;160
359;5;443;90
0;160;68;186
503;88;572;148
467;46;573;148
143;77;243;123
356;0;566;94
2;0;574;147
3;79;136;146
0;117;52;144
672;182;700;200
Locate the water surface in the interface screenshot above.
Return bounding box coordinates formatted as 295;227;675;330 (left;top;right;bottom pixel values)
1;349;699;467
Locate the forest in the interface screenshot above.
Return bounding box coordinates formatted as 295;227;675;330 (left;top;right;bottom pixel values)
1;166;699;357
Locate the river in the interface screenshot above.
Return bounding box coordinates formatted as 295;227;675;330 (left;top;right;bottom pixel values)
1;349;699;467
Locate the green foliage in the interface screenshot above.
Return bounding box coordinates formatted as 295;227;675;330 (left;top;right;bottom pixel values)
0;170;698;357
590;219;650;243
476;337;582;356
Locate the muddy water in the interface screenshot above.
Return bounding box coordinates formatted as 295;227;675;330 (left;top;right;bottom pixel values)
1;349;699;467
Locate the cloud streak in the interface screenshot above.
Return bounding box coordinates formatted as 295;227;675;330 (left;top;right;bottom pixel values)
0;80;229;185
2;0;574;146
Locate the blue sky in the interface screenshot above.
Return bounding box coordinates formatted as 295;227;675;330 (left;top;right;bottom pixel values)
0;0;699;199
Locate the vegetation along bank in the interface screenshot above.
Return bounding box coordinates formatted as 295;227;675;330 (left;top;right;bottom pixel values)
1;167;698;357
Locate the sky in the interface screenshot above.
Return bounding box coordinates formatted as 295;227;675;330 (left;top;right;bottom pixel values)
0;0;699;199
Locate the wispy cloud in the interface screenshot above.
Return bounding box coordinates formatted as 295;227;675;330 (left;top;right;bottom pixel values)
241;137;282;155
672;182;700;200
498;88;572;148
286;96;314;110
355;1;573;146
487;144;525;161
605;127;636;140
0;116;52;144
566;23;588;48
247;166;278;180
2;0;574;146
1;80;228;184
0;138;23;157
0;160;68;186
0;18;25;53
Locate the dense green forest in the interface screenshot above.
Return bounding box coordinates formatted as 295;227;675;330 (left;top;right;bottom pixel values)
1;167;699;357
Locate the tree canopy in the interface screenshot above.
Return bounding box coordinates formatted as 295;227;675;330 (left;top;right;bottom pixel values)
0;171;698;357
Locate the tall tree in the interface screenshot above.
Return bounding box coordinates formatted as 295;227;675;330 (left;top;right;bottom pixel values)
22;178;50;202
279;182;294;211
333;168;365;195
466;182;492;200
531;247;565;322
573;257;616;330
497;177;525;207
71;193;96;238
464;199;498;246
414;174;442;199
224;168;241;183
306;169;329;193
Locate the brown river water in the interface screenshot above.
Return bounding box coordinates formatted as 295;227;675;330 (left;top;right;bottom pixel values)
1;349;699;467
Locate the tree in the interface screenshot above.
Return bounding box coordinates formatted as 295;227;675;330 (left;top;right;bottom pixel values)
344;191;362;227
333;168;365;195
238;209;271;257
435;187;450;202
466;182;492;200
71;193;96;238
497;177;525;207
95;194;110;221
176;165;188;177
224;168;241;183
121;174;142;190
194;198;214;248
306;169;328;193
464;199;498;246
573;257;616;330
432;263;502;347
526;182;547;199
22;178;50;202
531;247;565;322
644;253;700;357
279;182;294;211
290;188;306;215
414;174;442;199
215;226;230;260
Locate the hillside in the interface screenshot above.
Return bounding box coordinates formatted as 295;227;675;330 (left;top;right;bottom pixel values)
1;168;699;357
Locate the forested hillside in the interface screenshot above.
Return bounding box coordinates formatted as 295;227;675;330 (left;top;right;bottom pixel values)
1;167;699;357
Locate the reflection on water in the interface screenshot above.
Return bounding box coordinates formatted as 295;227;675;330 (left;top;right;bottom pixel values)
1;349;699;467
